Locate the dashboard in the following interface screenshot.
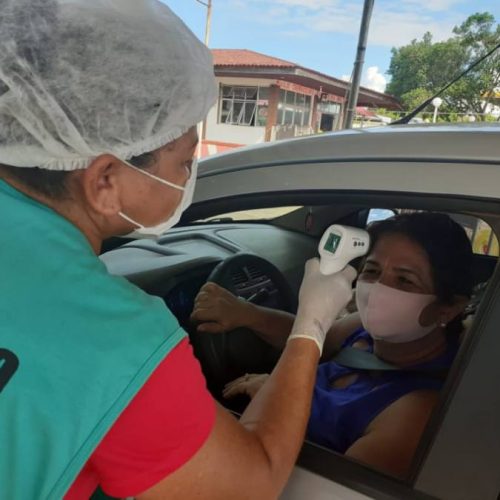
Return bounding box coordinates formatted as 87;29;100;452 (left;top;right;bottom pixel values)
100;223;319;324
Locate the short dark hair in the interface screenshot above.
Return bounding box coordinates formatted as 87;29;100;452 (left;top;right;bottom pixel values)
0;165;71;199
0;151;156;199
368;212;474;300
366;212;474;337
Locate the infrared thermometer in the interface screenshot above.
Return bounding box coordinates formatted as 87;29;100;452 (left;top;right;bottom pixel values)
318;225;370;275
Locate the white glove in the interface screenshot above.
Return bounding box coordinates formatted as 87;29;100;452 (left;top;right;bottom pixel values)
288;258;357;354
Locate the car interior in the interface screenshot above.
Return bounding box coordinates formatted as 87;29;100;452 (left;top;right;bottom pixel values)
100;191;499;486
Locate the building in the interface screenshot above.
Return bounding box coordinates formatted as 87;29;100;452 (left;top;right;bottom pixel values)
201;49;401;156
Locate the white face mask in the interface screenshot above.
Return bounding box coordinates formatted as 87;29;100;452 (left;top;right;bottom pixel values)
118;158;198;239
355;281;438;343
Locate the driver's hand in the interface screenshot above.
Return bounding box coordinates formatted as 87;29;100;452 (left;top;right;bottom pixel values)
191;282;255;333
223;373;269;399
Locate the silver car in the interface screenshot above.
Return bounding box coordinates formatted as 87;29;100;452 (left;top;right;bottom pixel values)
102;123;500;500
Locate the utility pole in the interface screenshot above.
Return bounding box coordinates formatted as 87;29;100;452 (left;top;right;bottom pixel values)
195;0;213;46
343;0;374;129
195;0;213;158
205;0;213;46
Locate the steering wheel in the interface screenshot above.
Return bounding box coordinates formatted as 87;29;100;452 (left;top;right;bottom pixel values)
190;253;297;398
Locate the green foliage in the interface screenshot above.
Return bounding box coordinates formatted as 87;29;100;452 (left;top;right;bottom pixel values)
385;32;433;98
400;88;433;111
386;12;500;120
373;108;400;121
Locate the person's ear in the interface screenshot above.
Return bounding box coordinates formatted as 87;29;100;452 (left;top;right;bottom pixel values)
79;155;124;216
438;295;469;327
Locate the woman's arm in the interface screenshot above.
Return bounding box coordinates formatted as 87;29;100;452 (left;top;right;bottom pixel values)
191;282;295;348
138;263;356;499
191;283;362;354
345;389;440;478
138;339;320;500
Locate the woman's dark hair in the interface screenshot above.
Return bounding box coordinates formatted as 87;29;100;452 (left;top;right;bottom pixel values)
367;212;474;337
0;151;156;200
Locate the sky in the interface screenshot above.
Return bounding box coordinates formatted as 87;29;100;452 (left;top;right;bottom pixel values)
163;0;499;93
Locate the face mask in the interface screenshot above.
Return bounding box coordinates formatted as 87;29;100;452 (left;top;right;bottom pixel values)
355;281;438;343
118;158;198;238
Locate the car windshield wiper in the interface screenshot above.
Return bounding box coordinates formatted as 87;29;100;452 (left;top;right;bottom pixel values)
392;41;500;125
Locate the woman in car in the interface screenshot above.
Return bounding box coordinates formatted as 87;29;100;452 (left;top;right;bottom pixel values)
192;212;473;478
0;1;357;499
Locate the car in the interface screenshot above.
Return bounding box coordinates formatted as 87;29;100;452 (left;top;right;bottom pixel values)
101;123;500;500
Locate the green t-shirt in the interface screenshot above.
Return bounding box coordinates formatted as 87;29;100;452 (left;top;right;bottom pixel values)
0;180;186;499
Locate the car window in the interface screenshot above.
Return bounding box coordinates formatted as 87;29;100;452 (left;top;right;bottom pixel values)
451;214;499;257
366;208;396;224
367;209;499;257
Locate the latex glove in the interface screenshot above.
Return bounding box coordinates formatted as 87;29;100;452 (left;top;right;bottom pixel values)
288;258;357;354
191;282;255;333
223;373;270;399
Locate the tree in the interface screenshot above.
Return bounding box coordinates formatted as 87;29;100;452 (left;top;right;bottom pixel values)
385;32;433;100
386;13;500;120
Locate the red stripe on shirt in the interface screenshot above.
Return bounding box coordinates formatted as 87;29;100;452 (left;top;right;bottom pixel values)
65;339;215;499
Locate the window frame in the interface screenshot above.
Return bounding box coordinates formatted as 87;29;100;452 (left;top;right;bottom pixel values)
218;84;269;127
184;189;500;499
276;90;312;128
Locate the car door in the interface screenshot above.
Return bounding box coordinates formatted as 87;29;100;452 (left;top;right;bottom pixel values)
188;128;500;499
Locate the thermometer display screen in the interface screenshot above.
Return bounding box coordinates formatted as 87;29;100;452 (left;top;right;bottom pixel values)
324;233;341;254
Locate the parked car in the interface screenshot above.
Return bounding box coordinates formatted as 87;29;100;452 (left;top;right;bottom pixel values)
101;123;500;500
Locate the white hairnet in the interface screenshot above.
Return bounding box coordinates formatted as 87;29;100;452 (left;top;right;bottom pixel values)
0;0;217;170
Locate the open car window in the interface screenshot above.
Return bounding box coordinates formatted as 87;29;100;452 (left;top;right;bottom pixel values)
367;208;499;257
102;192;500;498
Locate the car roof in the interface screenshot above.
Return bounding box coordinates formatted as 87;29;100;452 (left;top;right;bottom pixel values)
199;123;500;175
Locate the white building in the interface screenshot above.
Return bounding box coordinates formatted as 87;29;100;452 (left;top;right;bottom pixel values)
201;49;401;157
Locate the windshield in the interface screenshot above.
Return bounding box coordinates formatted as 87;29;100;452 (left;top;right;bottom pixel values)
196;206;303;223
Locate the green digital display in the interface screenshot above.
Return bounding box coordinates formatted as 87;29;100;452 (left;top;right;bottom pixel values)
324;232;341;254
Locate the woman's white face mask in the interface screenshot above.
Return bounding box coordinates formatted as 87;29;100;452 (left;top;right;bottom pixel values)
355;280;438;343
118;159;197;239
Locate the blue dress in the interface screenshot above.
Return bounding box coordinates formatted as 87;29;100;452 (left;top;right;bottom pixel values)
307;329;457;452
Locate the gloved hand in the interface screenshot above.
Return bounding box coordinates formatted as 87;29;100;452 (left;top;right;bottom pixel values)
288;258;357;354
191;282;255;333
223;373;270;400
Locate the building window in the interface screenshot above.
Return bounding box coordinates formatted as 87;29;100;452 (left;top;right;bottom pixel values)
277;90;312;127
317;101;341;132
317;101;341;115
219;85;269;127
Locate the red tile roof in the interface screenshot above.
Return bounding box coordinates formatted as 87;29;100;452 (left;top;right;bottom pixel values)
212;49;296;68
211;49;402;110
212;49;353;88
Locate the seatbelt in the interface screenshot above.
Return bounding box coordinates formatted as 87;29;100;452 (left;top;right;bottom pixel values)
332;346;448;378
333;346;400;371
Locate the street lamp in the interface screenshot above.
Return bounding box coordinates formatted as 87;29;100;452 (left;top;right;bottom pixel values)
432;97;443;123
